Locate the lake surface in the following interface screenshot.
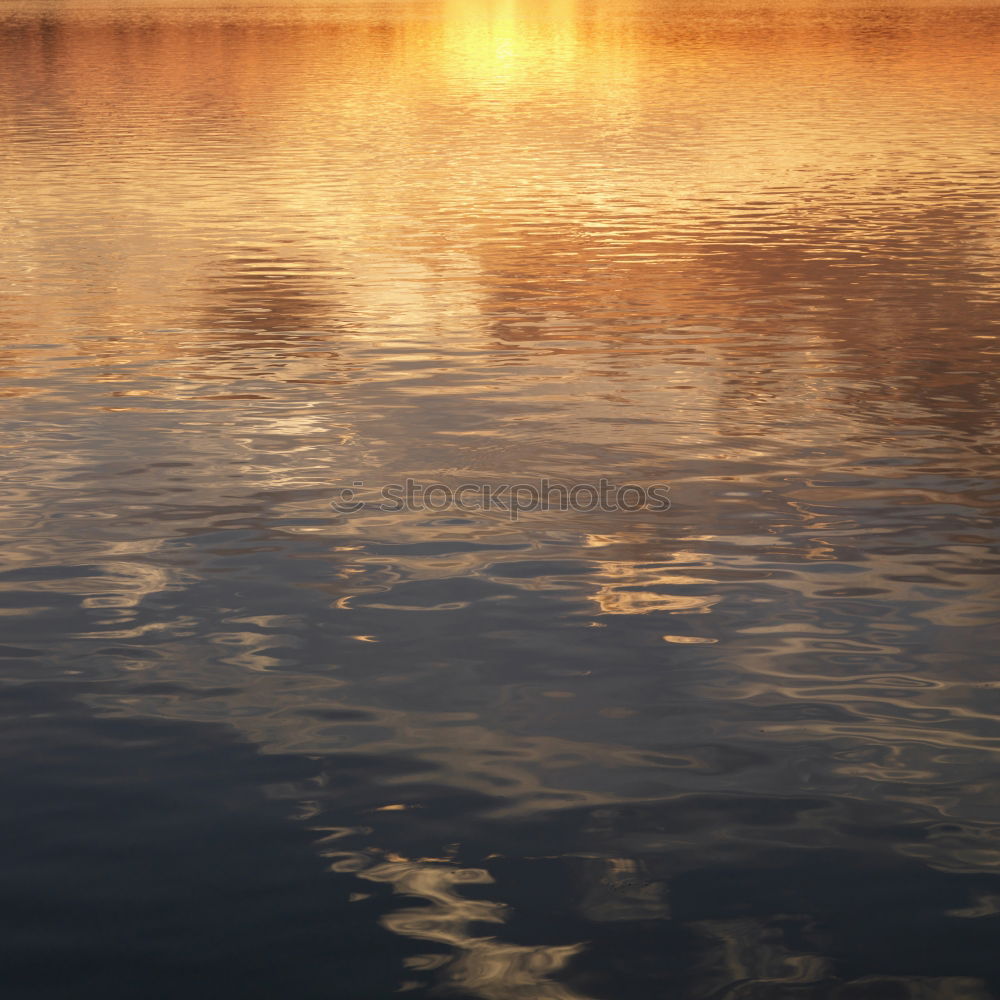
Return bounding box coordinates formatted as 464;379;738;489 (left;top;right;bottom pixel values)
2;0;1000;996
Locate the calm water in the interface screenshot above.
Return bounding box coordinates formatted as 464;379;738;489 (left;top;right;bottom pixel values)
2;0;1000;996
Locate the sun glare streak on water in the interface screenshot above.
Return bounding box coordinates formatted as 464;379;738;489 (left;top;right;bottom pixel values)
1;0;1000;996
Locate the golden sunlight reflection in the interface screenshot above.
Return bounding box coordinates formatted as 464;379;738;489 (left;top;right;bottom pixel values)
3;0;999;350
316;828;594;999
359;858;591;999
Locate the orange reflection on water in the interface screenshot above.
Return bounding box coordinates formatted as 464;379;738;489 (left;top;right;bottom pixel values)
3;0;999;353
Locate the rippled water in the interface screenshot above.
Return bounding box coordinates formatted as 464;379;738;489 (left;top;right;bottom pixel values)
2;0;1000;995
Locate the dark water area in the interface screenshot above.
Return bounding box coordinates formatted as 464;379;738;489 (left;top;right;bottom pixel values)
2;0;1000;996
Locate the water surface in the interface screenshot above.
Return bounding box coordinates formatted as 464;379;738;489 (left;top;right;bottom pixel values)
2;0;1000;996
